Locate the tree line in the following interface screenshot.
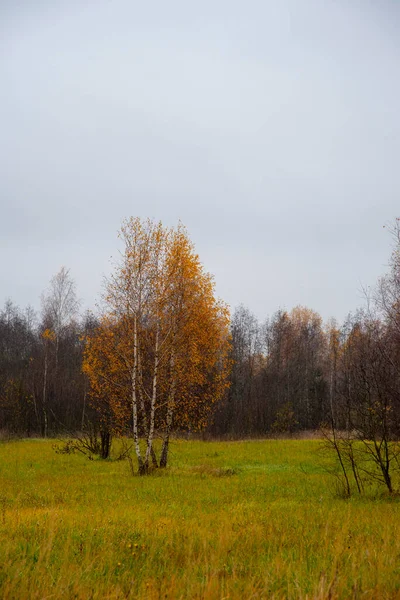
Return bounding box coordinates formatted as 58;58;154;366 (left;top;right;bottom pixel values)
0;268;96;437
1;219;400;475
212;222;400;447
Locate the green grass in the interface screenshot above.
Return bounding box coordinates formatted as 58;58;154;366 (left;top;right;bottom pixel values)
0;438;399;599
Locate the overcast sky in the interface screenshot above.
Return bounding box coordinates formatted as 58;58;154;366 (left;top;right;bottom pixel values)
1;0;399;323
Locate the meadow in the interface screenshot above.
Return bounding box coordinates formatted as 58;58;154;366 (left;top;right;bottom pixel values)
0;438;399;599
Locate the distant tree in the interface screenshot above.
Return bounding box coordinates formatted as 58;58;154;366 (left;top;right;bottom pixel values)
212;306;263;435
41;266;80;368
0;301;38;434
256;307;328;432
324;221;400;496
211;305;329;437
272;402;298;434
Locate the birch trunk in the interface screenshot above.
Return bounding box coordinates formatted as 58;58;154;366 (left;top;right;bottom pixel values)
132;315;144;473
32;391;40;434
145;326;159;467
138;352;158;467
81;388;87;431
42;350;48;438
160;349;176;468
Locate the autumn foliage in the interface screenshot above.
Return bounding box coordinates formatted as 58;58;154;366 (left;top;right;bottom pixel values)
83;218;231;472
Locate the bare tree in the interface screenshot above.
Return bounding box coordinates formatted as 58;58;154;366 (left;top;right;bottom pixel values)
41;267;80;367
324;224;400;496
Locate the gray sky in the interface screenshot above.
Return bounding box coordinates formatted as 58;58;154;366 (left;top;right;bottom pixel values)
1;0;399;323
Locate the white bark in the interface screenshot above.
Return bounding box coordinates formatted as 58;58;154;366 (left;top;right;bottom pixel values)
160;348;176;467
132;315;144;471
145;325;159;466
42;350;48;438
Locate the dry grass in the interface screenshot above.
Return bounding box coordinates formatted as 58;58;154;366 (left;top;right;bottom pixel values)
0;438;399;599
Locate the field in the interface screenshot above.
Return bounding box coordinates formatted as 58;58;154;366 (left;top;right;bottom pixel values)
0;439;399;599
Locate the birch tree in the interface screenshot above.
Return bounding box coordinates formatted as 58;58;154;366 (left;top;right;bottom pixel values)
83;218;231;473
159;224;231;466
41;267;80;368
